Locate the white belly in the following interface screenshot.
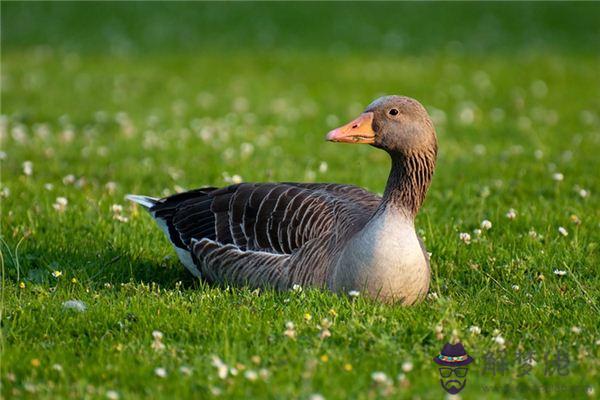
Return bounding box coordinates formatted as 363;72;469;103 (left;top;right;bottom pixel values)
331;209;430;304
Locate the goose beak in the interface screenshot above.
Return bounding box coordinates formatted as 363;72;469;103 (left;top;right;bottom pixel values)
326;112;375;144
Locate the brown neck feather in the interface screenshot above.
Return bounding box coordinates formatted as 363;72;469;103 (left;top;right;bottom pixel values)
380;147;437;218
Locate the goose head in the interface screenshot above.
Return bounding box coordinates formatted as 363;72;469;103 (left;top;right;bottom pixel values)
326;95;437;157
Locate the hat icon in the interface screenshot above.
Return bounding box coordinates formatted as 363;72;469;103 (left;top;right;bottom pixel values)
433;342;474;367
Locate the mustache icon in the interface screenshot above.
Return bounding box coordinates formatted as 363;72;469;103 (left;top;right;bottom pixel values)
441;379;466;395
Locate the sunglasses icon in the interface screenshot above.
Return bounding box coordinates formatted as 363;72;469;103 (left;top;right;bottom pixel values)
439;367;468;378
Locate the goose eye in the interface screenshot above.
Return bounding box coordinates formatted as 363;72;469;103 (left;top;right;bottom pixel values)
389;108;399;116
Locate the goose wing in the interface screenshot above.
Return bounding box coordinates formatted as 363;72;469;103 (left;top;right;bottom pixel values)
150;182;380;255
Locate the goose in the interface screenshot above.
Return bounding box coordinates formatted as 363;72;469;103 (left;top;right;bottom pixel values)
127;95;437;304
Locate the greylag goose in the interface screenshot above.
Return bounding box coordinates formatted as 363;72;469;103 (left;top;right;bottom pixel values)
127;95;437;304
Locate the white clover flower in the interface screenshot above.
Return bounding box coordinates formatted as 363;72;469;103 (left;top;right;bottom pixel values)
44;183;54;191
151;330;165;352
512;285;520;291
469;325;481;335
62;174;76;185
12;124;27;143
319;329;331;339
110;204;129;222
154;367;167;378
106;390;120;400
319;318;332;330
211;356;228;379
553;269;567;276
558;226;568;236
528;229;538;238
62;300;87;312
309;394;325;400
244;369;258;381
152;330;163;340
506;208;517;220
571;326;582;334
371;371;389;384
578;189;589;198
481;220;492;230
401;361;413;373
427;292;439;301
552;172;564;182
53;197;68;213
179;366;192;376
284;321;296;339
494;335;505;346
259;368;270;380
318;161;328;173
459;232;471;244
240;142;254;158
114;215;129;223
173;185;186;194
348;290;360;297
318;319;332;340
473;228;482;237
23;161;33;176
291;284;302;293
231;174;243;184
105;181;117;193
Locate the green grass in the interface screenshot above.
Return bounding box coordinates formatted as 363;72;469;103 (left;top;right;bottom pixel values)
1;3;600;399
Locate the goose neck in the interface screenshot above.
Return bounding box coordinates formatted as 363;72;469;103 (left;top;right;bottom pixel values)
380;150;436;218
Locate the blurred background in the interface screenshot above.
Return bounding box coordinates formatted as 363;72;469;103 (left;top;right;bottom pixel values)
4;3;599;54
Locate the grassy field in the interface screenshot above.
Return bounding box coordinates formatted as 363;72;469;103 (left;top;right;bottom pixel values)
2;3;600;399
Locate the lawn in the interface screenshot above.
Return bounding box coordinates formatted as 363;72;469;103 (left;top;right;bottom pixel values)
1;3;599;399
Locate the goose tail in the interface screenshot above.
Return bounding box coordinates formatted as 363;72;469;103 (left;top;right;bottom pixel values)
126;194;159;210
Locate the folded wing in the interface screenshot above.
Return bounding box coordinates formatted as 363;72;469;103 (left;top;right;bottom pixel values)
150;182;380;255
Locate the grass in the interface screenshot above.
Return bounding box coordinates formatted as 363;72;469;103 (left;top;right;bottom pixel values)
1;3;600;399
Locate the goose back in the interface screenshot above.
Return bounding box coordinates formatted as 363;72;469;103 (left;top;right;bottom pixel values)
150;182;380;256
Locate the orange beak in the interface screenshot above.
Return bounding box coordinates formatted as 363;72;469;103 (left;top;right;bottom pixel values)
325;112;375;144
